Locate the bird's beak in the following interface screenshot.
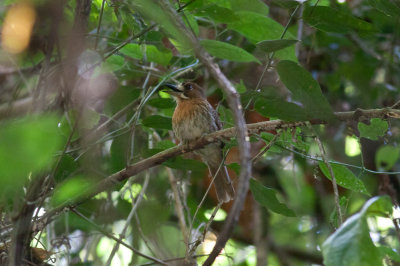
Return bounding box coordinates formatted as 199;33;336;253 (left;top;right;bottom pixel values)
161;83;183;97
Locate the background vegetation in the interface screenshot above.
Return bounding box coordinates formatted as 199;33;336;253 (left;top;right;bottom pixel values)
1;0;400;265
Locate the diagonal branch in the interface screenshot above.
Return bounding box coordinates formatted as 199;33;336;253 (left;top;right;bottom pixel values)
28;108;400;236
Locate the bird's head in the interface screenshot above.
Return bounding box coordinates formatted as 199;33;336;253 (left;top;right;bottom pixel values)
162;82;205;101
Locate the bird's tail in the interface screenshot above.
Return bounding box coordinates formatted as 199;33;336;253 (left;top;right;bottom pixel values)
208;164;235;203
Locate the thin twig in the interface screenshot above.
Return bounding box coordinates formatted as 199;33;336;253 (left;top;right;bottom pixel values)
311;127;343;225
71;209;169;265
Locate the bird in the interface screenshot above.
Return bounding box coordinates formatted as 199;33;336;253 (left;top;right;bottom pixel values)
162;81;235;203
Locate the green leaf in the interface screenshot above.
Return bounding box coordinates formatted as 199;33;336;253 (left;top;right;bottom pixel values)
0;115;63;191
163;157;207;172
358;118;388;140
236;79;247;93
142;115;172;130
230;0;269;15
249;178;296;217
201;39;261;64
51;176;94;206
378;245;400;262
148;98;175;109
303;6;375;34
120;44;142;60
227;11;297;61
323;196;390;266
368;0;400;17
197;5;238;23
254;97;309;121
257;39;298;53
319;163;369;195
276;60;334;120
322;213;382;266
360;196;392;217
145;45;173;66
102;55;125;72
132;0;191;51
375;146;399;171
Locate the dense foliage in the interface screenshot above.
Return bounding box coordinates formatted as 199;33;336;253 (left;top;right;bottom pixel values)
1;0;400;265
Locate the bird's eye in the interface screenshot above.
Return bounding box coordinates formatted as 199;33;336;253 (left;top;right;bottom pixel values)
184;83;193;90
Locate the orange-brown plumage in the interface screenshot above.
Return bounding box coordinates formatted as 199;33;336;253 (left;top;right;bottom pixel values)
164;82;235;203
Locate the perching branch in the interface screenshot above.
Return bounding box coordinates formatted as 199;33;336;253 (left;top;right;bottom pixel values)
30;108;400;237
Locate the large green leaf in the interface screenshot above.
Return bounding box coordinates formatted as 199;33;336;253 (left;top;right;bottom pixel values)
322;197;390;266
303;6;375;34
197;5;238;23
250;178;296;217
230;0;269;15
132;0;191;51
254;97;308;121
51;176;94;207
368;0;400;17
0;115;63;191
142;115;172;130
227;11;297;61
358;118;388;140
201;39;260;63
319;163;369;195
276;60;334;120
322;213;382;266
257;39;298;53
375;145;399;171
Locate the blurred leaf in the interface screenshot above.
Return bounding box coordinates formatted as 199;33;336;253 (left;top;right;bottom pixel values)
322;212;382;266
183;11;199;36
250;178;296;217
257;39;298;53
360;195;392;217
228;11;287;43
303;6;375;34
163;156;207;171
260;132;282;152
155;140;175;150
231;0;269;15
148;98;175;109
277;60;334;120
105;87;141;115
375;145;399;170
51;176;94;206
0;115;63;190
378;245;400;262
227;162;240;175
120;44;142;60
132;0;191;51
201;39;261;63
227;11;297;61
102;54;125;72
254;97;308;121
358;118;388;140
197;5;238;23
368;0;400;17
145;45;173;65
236;79;247;93
142;115;172;130
319;163;369;195
270;0;298;9
54;155;78;183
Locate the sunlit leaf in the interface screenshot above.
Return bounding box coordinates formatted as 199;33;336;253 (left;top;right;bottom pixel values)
375;145;399;170
322;213;382;266
51;176;94;206
0;115;63;191
250;178;296;217
148;98;175;109
201;39;261;63
319;163;369;195
358;118;388;140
